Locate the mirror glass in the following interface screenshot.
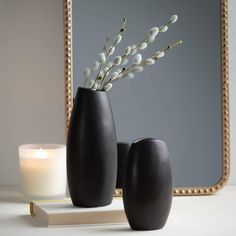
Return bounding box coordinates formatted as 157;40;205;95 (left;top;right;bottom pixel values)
69;0;229;191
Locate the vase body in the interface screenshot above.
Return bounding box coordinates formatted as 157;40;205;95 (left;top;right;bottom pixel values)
123;138;173;230
67;87;117;207
116;142;130;188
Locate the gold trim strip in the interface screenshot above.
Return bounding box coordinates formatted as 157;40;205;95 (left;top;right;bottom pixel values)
64;0;73;134
64;0;230;196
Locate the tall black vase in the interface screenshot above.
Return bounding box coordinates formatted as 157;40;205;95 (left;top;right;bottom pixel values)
123;138;173;230
67;87;117;207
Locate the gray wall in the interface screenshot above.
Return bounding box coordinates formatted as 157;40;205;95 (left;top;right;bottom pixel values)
0;0;65;185
0;0;235;186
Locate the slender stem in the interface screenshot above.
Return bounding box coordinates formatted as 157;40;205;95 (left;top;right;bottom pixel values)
131;20;172;53
88;37;111;89
141;40;183;62
163;40;183;52
100;20;172;89
98;18;127;90
99;64;116;90
93;64;103;89
93;36;114;89
119;64;136;78
109;40;183;83
104;68;126;87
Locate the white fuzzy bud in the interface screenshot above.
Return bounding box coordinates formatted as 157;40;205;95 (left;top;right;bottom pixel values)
113;56;122;65
155;51;165;59
108;46;115;56
127;73;135;79
170;14;178;24
121;58;129;65
131;66;143;73
104;67;110;75
124;46;131;56
84;68;91;78
92;82;99;90
98;52;106;64
159;25;168;33
107;62;113;68
93;61;100;71
133;53;142;65
115;34;122;44
139;42;147;50
131;49;138;55
146;35;156;43
145;58;155;65
104;83;113;91
88;79;95;88
110;72;119;81
131;45;138;55
149;27;159;37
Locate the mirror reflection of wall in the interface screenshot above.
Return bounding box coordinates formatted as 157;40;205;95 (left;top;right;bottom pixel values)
72;0;222;188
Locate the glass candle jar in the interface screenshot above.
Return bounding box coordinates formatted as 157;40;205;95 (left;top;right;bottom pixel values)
18;144;66;202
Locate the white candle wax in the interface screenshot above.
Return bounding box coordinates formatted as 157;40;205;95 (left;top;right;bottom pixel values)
19;144;66;202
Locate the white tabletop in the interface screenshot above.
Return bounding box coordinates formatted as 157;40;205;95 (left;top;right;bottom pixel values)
0;186;236;236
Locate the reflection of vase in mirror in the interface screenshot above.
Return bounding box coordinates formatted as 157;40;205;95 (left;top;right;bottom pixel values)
116;142;130;189
67;87;117;207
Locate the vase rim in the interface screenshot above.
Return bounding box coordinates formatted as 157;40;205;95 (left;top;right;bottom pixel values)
78;87;107;94
132;138;166;145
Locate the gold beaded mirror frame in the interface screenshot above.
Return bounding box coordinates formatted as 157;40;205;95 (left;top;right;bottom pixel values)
64;0;230;196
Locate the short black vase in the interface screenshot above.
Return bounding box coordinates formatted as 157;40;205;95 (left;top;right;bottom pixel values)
116;142;130;189
67;87;117;207
123;138;173;230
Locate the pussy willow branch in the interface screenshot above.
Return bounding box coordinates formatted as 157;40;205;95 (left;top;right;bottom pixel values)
99;64;116;90
107;40;183;84
132;19;175;53
93;18;127;90
101;20;177;89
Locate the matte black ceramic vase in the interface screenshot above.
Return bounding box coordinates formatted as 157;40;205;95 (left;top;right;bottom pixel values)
123;138;173;230
67;87;117;207
116;142;130;189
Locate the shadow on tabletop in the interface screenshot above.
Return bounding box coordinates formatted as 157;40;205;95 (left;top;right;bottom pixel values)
19;215;42;228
